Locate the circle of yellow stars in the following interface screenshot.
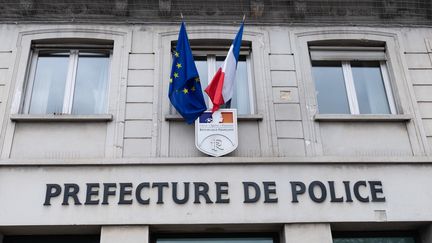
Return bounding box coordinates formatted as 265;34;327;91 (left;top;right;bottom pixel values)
170;50;201;95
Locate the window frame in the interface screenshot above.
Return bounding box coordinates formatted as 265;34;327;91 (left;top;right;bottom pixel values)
332;231;419;243
294;31;429;157
168;41;256;116
194;52;255;114
3;234;101;243
152;233;279;243
22;45;113;115
310;46;397;115
4;30;128;160
160;29;271;157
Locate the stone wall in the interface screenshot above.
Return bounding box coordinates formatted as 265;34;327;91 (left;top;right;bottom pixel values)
1;0;432;25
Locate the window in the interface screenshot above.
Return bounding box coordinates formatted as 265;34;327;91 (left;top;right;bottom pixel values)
332;231;418;243
171;40;254;116
333;237;416;243
157;236;274;243
3;235;100;243
195;54;253;115
23;44;112;115
310;46;396;115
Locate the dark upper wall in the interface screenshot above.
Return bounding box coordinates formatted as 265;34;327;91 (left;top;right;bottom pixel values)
1;0;432;26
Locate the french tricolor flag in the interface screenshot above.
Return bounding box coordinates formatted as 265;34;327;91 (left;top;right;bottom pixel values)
205;22;244;113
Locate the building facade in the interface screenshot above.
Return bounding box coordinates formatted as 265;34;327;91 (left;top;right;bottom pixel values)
0;1;432;243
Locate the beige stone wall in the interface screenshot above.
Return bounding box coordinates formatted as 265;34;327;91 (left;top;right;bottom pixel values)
0;24;431;159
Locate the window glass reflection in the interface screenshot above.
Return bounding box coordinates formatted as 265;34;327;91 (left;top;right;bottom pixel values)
333;237;416;243
312;61;350;114
351;61;390;114
29;54;69;114
216;56;250;115
195;57;209;107
158;237;274;243
72;52;110;114
3;235;100;243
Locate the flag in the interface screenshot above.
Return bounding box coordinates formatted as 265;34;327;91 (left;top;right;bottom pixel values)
205;22;244;113
169;22;207;124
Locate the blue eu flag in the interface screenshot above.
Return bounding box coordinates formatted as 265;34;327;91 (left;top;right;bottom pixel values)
169;22;207;124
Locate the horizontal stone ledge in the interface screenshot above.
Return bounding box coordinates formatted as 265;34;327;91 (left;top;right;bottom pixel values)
314;114;412;122
165;114;264;121
10;114;113;122
2;156;432;166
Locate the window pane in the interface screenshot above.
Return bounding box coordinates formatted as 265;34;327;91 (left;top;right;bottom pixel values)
216;56;250;115
29;53;69;114
312;62;350;114
195;57;209;107
351;61;391;114
71;52;110;115
333;237;416;243
3;235;100;243
158;237;273;243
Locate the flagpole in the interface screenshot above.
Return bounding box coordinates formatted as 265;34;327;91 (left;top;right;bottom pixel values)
242;14;246;22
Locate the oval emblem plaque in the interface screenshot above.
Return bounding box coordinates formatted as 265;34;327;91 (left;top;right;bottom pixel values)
195;109;238;157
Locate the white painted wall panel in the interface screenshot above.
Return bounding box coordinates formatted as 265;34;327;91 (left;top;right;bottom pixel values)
414;86;432;102
401;31;428;52
127;87;153;103
132;29;154;53
129;54;154;70
123;138;152;157
278;138;306;156
269;54;295;71
409;69;432;85
231;121;261;157
269;29;291;54
0;53;11;69
422;119;432;136
271;71;297;87
125;103;153;120
274;104;302;120
276;121;303;138
320;122;413;156
405;53;432;69
169;122;202;157
124;120;153;138
0;69;8;85
10;123;106;159
418;103;432;118
128;70;154;86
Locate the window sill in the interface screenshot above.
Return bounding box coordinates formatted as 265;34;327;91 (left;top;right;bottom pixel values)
10;114;113;122
165;114;264;122
314;114;412;122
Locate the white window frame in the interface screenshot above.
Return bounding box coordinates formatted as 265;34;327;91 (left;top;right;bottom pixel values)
310;46;397;115
23;46;112;115
195;53;255;114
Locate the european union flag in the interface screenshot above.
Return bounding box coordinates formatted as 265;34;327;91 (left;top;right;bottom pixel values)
169;22;207;124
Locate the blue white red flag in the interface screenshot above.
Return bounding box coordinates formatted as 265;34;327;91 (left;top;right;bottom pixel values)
205;22;244;113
